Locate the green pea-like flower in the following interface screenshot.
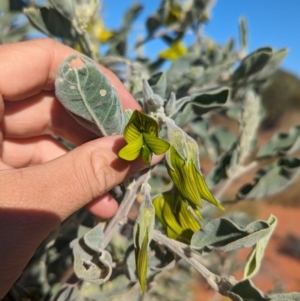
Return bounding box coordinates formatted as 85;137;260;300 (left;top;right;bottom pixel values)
153;190;201;240
133;184;155;293
118;110;170;166
165;120;224;210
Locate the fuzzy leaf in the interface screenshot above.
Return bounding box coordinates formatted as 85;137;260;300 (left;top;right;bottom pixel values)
191;217;274;254
83;223;104;252
49;0;75;20
171;87;230;118
148;72;167;98
257;125;300;158
239;17;248;50
255;48;289;80
70;238;113;285
239;158;300;199
55;54;125;136
244;215;277;279
232;47;273;80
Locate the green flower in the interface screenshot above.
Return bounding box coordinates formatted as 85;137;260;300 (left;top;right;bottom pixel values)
133;184;155;293
165;120;223;210
118;110;170;166
153;190;201;240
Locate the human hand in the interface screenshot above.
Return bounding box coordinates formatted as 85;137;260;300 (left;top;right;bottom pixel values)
0;39;152;297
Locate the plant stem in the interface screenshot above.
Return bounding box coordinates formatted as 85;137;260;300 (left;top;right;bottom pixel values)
102;170;149;248
152;230;238;298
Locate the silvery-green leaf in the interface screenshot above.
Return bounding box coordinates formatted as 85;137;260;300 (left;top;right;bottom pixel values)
232;47;273;80
49;0;75;20
71;238;113;285
190;61;235;89
51;284;83;301
24;7;52;36
213;128;237;152
143;79;164;112
77;225;92;238
255;48;289;80
223;38;235;54
244;215;277;279
171;87;230;121
55;54;125;136
165;92;176;116
257;125;300;158
148;72;167;98
191;217;274;253
205;144;235;188
239;17;248;50
83;223;104;252
238;158;300;199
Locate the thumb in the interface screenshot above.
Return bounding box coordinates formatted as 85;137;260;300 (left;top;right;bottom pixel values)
0;135;152;297
2;135;149;221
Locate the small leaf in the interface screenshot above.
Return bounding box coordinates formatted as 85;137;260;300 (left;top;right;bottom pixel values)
239;17;248;50
244;215;277;279
118;134;143;161
55;54;125;136
148;72;167;98
232;47;273;80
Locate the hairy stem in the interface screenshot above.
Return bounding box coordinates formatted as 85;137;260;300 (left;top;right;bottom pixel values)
103;170;149;248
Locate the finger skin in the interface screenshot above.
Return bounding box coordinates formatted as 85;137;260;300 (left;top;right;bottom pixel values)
0;38;140;111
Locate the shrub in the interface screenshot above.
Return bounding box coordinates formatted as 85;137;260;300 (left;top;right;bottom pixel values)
1;0;299;300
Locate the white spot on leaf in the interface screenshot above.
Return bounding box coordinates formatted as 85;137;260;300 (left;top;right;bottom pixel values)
100;89;107;97
70;85;76;90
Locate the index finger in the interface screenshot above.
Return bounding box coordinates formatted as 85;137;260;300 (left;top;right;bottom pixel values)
0;38;140;110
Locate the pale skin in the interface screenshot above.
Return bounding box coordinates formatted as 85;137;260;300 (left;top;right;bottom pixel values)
0;39;156;298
